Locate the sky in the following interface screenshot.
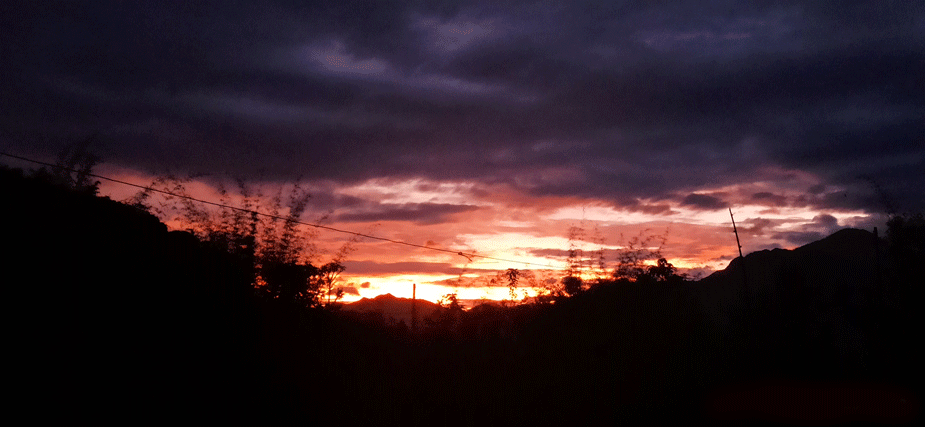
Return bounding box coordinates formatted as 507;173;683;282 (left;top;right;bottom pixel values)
3;1;923;303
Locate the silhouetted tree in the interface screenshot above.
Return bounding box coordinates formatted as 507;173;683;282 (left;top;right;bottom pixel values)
319;261;347;305
260;260;318;302
424;292;464;337
128;176;347;307
886;212;925;282
612;230;667;282
24;137;102;195
566;221;607;281
487;268;528;306
55;137;101;194
645;258;686;283
437;292;462;311
561;275;583;296
881;211;925;370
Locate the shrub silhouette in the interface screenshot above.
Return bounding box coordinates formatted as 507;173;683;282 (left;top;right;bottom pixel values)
128;176;349;307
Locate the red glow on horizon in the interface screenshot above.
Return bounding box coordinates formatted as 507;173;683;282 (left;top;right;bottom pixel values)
96;169;877;304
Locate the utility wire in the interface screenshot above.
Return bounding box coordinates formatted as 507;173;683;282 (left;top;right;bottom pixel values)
1;151;556;269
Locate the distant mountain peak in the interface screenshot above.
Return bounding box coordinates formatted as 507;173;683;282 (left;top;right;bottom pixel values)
344;293;443;325
794;228;874;253
700;226;882;301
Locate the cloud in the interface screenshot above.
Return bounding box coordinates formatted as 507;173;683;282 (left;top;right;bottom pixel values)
742;217;778;236
14;1;925;305
774;231;824;246
626;202;676;216
342;261;468;276
808;184;827;195
813;213;838;229
3;1;923;214
681;193;727;210
527;248;571;259
338;286;361;296
336;203;481;224
751;192;788;207
308;40;391;76
412;13;504;54
181;92;324;123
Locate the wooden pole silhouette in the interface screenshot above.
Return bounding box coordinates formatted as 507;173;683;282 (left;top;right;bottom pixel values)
411;283;417;335
730;208;749;311
730;207;755;365
730;208;744;259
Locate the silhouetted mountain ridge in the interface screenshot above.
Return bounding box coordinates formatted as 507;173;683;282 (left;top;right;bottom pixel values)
705;227;878;282
695;228;890;380
343;293;442;325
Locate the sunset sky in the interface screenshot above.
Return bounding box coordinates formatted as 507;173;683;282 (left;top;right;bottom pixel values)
3;1;923;303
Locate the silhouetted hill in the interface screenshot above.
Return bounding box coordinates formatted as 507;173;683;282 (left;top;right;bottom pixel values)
698;229;883;360
704;227;879;285
343;293;442;325
698;228;882;337
506;228;921;425
689;227;921;423
2;166;257;423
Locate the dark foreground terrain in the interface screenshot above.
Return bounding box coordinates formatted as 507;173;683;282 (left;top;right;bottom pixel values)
3;165;921;425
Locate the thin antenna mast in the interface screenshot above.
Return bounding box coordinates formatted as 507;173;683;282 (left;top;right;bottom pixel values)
730;208;750;315
730;208;744;259
411;283;417;336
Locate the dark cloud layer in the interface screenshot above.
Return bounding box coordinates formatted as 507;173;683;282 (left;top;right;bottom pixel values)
528;248;571;259
342;260;473;276
4;1;923;212
336;203;480;224
681;193;727;210
751;192;788;207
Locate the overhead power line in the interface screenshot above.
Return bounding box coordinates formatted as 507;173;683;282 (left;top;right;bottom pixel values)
1;151;556;269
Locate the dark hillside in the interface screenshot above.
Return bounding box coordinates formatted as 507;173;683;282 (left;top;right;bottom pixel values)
2;166;257;422
343;293;443;325
693;228;921;422
507;228;921;424
697;228;900;379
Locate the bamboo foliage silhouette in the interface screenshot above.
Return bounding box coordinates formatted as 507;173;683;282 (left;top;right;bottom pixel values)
128;176;345;306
